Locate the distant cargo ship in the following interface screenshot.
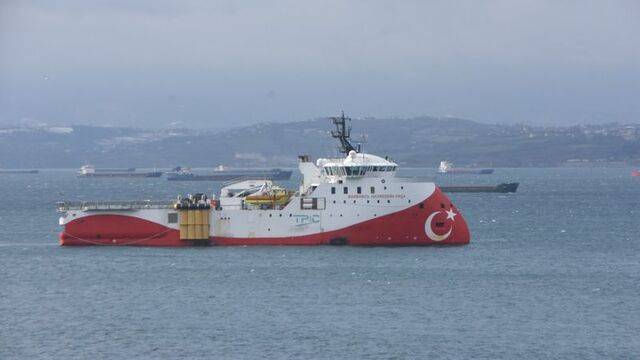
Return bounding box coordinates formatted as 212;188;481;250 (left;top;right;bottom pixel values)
94;167;136;173
438;161;494;175
166;166;292;181
440;182;519;193
77;165;161;178
0;169;39;174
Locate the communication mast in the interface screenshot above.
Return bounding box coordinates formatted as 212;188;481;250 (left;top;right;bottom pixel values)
330;111;357;155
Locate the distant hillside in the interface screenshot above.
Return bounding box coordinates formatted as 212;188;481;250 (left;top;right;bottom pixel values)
0;117;639;168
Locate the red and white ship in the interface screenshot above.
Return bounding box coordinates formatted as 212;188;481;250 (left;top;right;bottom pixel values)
58;114;470;246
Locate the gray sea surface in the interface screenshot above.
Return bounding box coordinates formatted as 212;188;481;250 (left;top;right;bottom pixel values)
1;168;639;359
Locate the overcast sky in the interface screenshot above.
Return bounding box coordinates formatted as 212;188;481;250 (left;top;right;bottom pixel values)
1;0;638;128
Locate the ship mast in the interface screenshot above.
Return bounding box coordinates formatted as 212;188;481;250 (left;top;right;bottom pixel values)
330;111;357;155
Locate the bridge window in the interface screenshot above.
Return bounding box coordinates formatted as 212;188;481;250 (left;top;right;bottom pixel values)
331;187;336;194
370;186;375;194
343;187;348;194
357;186;361;194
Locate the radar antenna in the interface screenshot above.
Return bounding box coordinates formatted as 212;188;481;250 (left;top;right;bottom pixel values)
330;111;357;155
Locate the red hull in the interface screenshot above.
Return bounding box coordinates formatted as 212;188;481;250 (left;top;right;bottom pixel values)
60;214;185;247
60;188;470;246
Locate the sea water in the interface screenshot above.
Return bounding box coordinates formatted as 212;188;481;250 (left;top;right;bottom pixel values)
1;168;638;359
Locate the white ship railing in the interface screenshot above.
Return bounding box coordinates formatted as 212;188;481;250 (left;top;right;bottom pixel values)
57;200;174;212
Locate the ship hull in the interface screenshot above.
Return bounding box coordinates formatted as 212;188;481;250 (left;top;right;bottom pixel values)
60;214;184;246
441;182;519;193
59;188;470;247
0;169;39;174
77;172;162;178
440;168;494;174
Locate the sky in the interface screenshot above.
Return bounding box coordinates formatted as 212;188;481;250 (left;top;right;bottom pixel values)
0;0;638;128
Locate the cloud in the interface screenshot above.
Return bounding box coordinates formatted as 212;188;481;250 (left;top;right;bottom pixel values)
0;0;638;127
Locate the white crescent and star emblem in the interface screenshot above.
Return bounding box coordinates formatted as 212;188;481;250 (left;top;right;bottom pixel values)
424;209;456;241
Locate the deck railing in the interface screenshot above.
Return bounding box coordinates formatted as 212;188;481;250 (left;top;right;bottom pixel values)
57;200;174;212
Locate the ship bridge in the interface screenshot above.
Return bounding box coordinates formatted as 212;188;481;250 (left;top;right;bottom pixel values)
298;150;398;193
318;150;397;178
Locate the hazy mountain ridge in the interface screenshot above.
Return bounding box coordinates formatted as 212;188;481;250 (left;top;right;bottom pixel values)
0;118;639;168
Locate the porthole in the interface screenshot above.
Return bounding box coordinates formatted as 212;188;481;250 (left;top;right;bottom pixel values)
381;179;386;183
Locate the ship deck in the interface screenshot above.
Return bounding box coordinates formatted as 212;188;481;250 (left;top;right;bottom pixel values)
57;200;174;212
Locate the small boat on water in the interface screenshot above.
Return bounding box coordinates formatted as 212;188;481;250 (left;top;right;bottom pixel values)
0;169;39;174
77;165;161;178
438;161;494;175
166;165;292;181
632;170;640;177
